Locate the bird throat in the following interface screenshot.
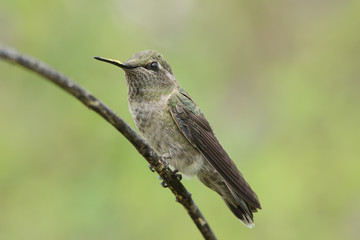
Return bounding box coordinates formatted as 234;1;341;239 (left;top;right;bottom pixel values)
125;73;175;102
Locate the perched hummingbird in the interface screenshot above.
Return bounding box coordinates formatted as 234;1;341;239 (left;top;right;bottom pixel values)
94;50;261;227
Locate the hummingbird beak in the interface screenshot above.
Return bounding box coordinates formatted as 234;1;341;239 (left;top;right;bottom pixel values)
94;56;136;69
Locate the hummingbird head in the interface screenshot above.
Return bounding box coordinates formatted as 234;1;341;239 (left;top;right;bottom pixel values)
95;50;178;101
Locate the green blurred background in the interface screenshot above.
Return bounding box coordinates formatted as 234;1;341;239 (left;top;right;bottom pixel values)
1;0;360;239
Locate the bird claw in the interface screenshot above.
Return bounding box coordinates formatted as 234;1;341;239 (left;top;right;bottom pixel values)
155;154;181;188
161;181;168;188
148;163;155;173
158;176;168;188
173;169;182;181
160;153;170;170
157;170;182;188
148;153;170;173
176;173;182;181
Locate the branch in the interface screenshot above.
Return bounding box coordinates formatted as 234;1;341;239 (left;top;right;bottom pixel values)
0;44;217;240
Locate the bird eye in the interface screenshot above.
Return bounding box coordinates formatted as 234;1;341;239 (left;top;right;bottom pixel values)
149;61;159;71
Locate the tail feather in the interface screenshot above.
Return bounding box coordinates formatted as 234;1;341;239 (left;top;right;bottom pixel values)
197;165;260;227
224;199;255;228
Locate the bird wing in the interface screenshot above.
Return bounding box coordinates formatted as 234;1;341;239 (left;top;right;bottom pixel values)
167;89;261;209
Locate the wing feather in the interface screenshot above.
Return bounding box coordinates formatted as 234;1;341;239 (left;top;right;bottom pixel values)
168;90;261;209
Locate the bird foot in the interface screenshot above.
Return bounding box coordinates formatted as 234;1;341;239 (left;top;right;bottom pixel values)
161;153;171;167
148;153;171;173
155;154;182;188
157;169;182;188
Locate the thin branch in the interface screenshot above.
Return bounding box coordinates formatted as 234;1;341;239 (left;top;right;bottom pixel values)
0;44;217;240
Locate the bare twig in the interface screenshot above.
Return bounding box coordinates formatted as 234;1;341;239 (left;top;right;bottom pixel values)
0;44;217;240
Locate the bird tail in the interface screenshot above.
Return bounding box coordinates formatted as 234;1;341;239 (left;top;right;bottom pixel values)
223;195;257;228
197;166;259;227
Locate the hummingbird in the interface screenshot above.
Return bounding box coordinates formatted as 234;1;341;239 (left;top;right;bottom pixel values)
94;50;261;227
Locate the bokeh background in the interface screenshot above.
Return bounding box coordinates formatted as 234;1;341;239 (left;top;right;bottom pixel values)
1;0;360;239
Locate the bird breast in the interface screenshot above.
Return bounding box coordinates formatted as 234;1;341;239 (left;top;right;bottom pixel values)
128;96;204;177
